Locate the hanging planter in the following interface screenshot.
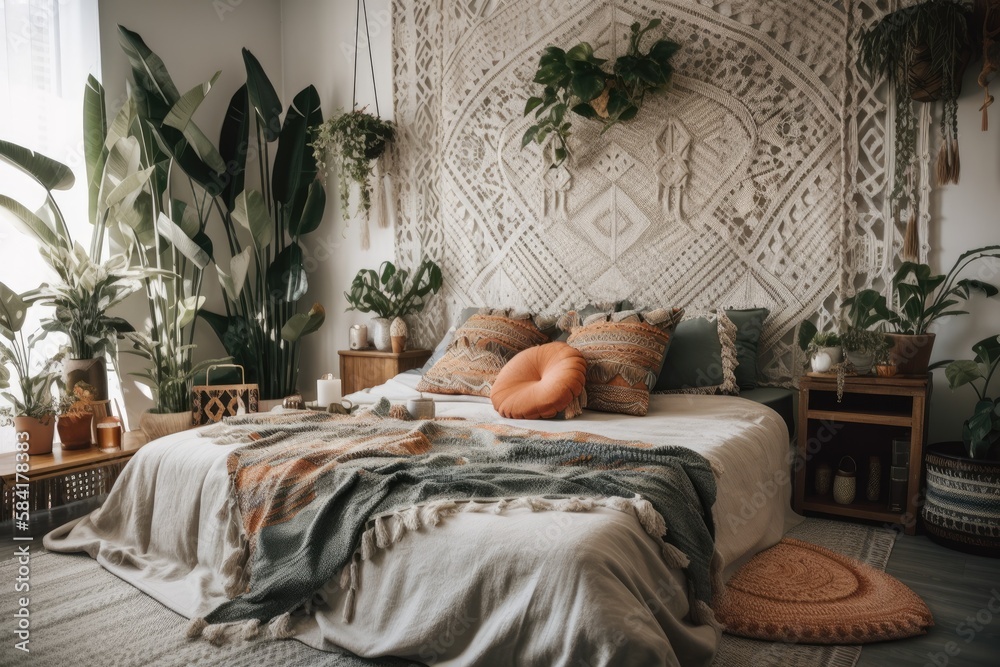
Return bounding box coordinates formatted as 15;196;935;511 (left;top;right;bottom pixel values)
858;0;972;255
521;19;680;167
310;0;395;249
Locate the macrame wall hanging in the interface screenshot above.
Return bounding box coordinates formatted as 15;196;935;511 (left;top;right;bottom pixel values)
391;0;933;386
978;0;1000;130
312;0;396;249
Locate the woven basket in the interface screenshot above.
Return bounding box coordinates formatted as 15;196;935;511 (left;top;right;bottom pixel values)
834;456;857;505
906;43;971;103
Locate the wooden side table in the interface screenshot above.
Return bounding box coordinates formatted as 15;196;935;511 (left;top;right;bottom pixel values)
0;432;148;521
794;373;929;535
338;349;432;395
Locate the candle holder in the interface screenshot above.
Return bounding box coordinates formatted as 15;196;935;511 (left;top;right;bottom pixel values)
96;417;123;451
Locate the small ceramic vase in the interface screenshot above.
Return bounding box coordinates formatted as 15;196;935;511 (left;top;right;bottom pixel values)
833;456;857;505
371;317;392;351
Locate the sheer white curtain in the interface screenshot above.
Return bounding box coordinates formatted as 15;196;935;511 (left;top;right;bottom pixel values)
0;0;102;451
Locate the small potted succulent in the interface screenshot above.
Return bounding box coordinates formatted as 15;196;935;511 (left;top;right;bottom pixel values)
797;321;842;372
925;334;1000;556
1;281;62;455
522;19;680;167
345;259;443;351
57;381;98;450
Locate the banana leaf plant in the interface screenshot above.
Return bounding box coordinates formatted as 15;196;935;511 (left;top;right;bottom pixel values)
110;26;231;413
190;47;327;400
0;281;63;424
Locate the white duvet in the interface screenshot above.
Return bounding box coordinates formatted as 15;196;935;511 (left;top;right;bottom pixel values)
45;374;795;667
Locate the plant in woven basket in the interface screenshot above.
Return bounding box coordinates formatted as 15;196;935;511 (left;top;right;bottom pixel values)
930;334;1000;459
312;109;395;217
858;0;972;244
522;19;680;167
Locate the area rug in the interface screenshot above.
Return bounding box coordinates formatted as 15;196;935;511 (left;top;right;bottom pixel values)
713;518;898;667
715;538;931;643
0;518;892;666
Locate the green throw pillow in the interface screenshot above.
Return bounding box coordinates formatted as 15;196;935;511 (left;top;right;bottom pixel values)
727;308;769;390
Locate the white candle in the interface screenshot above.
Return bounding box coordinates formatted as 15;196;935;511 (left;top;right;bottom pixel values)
317;378;342;408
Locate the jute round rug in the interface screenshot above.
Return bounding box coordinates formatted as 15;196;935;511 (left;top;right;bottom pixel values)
715;537;933;645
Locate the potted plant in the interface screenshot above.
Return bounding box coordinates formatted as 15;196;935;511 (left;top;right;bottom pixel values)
840;327;890;376
842;246;1000;374
345;259;443;351
57;381;98;450
925;334;1000;556
522;19;680;167
858;0;972;213
312;108;395;218
797;321;842;372
1;282;61;455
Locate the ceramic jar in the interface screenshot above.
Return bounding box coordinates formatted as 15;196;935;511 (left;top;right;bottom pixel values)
370;317;392;351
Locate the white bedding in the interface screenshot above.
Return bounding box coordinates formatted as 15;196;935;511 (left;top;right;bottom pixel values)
45;374;795;666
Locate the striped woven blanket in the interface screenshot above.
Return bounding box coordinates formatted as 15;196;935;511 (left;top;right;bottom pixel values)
189;399;719;641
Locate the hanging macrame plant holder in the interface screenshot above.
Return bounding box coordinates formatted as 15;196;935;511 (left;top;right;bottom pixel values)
979;0;1000;131
351;0;394;249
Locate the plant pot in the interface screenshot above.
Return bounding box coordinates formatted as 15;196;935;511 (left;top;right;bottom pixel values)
370;317;392;351
923;441;1000;557
64;357;108;401
57;413;94;450
907;43;971;103
875;363;898;377
819;346;843;364
13;415;55;456
845;350;873;375
887;333;936;375
139;411;194;443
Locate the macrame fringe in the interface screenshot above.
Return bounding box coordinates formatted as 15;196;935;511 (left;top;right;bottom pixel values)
369;159;389;230
902;208;920;262
587;362;657;390
935;139;960;186
562;390;586;419
556;310;581;332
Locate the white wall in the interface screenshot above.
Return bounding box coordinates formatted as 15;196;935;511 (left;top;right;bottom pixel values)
98;0;284;424
280;0;395;399
928;63;1000;444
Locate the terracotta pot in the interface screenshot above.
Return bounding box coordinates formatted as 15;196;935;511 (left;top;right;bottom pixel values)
875;363;898;378
64;358;108;401
923;441;1000;557
887;333;936;375
57;413;94;450
139;410;194;442
13;415;55;456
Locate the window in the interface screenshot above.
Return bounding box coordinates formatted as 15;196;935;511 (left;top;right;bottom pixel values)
1;0;101;451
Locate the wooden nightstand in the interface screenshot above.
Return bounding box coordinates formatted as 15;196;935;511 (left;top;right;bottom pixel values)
794;373;929;535
338;349;432;395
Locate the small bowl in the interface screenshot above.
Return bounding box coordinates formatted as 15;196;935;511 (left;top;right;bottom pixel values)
875;363;898;377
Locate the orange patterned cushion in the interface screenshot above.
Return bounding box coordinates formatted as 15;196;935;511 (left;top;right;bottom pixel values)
491;342;587;419
565;308;683;416
417;312;549;396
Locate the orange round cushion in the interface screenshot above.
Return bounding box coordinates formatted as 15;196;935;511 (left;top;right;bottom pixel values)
491;342;587;419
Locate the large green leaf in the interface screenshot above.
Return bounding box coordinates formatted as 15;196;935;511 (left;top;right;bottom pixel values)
177;296;206;329
147;123;219;192
233;190;273;251
272;85;322;209
290;180;326;238
973;334;1000;367
797;320;818;352
946;359;983;389
163;71;226;174
218;85;250;211
267;243;307;302
242;48;282;142
0;139;75;191
281;303;325;342
155;213;211;269
216;246;252;302
0;280;27;337
117;25;180;109
84;75;109;226
0;195;66;250
103;166;155;215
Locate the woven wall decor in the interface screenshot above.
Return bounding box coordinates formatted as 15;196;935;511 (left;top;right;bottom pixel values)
391;0;932;385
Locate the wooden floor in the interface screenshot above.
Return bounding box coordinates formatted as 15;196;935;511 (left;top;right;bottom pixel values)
2;501;999;665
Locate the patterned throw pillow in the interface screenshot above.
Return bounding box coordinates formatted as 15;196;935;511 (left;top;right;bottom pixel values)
417;310;550;396
564;308;685;416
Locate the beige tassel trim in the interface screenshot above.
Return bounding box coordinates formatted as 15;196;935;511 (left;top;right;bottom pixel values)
902;207;920;262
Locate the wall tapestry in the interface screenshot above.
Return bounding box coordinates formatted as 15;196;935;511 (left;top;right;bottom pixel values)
391;0;932;385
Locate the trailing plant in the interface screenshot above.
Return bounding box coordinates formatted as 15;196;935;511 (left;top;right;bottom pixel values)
0;281;62;425
345;259;443;319
841;327;891;357
858;0;972;213
312;109;395;216
522;19;680;166
842;246;1000;335
931;334;1000;459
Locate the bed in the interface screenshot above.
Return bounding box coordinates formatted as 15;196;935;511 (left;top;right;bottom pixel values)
44;371;795;667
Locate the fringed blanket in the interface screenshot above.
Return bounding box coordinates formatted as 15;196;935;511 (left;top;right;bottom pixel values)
189;399;719;642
